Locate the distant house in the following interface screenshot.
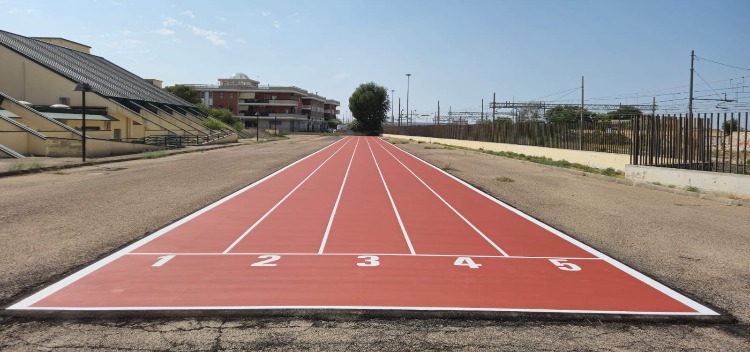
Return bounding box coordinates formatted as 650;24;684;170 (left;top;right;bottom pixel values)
0;30;236;158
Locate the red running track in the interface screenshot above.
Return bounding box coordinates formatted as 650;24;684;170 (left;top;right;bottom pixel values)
8;136;718;316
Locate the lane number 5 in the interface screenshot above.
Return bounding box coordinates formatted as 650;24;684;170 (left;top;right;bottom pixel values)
549;259;581;271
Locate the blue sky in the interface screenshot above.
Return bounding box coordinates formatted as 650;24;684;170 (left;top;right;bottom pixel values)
2;0;749;122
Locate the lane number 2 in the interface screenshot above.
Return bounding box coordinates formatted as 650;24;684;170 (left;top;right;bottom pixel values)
357;255;380;267
454;256;482;269
251;255;281;267
549;259;581;271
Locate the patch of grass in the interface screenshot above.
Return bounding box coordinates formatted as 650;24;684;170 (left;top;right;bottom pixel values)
668;184;677;189
440;163;459;172
443;144;626;178
141;150;167;159
685;185;701;193
495;176;515;183
7;161;44;172
49;170;69;175
390;139;410;145
417;141;425;144
424;146;440;149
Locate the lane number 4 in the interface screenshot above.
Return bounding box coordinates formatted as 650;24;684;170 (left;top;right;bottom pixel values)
549;259;581;271
454;256;482;269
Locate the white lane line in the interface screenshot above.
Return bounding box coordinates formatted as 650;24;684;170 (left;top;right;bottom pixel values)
379;138;719;316
126;252;603;260
223;138;353;254
365;138;416;255
8;137;350;310
13;305;711;315
374;138;510;257
318;138;360;254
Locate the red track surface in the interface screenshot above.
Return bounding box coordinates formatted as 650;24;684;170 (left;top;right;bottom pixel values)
9;137;717;315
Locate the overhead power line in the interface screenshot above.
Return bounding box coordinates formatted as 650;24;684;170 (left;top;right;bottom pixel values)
696;56;750;71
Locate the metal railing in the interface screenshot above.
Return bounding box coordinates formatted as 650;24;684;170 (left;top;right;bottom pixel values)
384;121;633;154
631;113;748;174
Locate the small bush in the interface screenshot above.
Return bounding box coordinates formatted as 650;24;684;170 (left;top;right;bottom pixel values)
495;176;515;183
685;185;701;193
441;163;458;172
202;119;225;130
142;151;167;159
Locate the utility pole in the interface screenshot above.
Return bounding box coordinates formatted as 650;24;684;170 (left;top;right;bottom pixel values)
391;89;395;124
652;96;656;117
437;100;440;125
492;93;496;123
688;50;694;119
481;98;484;123
406;73;411;128
580;76;584;150
398;98;401;126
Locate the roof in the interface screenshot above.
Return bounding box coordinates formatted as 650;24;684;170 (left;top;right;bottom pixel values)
42;112;118;121
0;30;193;107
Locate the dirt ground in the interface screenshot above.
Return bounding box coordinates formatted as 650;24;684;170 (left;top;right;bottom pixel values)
1;136;749;351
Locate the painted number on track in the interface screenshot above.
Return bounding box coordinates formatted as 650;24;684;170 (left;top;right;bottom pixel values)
152;255;175;267
549;259;581;271
251;255;281;267
357;255;380;267
454;257;482;269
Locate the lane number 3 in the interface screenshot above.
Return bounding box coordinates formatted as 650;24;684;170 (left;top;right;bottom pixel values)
357;255;380;267
549;259;581;271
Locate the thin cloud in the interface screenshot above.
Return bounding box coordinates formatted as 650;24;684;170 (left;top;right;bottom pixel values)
163;17;180;26
152;28;175;36
103;38;144;49
273;21;280;29
262;11;271;17
181;10;196;18
189;25;227;47
288;13;300;18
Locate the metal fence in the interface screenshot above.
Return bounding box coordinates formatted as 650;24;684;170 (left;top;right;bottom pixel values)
384;112;750;175
384;121;633;154
631;112;749;174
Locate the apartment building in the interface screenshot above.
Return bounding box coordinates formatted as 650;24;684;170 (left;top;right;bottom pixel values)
186;73;340;132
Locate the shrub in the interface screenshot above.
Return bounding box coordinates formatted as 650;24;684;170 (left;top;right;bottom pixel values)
202;119;225;130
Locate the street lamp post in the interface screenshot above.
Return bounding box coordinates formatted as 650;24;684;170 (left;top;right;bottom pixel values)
405;74;411;129
255;111;259;141
274;115;278;136
73;83;93;162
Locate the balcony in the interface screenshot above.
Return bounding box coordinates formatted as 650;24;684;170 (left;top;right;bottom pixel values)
302;105;311;110
239;99;299;106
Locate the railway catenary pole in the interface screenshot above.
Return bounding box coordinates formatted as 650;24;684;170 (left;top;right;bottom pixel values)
580;76;584;150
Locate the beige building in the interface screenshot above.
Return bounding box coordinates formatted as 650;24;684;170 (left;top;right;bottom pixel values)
0;30;237;158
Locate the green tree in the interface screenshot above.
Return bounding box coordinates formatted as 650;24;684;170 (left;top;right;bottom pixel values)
723;118;739;136
327;118;342;129
348;82;390;132
606;105;643;120
164;85;200;104
545;106;594;123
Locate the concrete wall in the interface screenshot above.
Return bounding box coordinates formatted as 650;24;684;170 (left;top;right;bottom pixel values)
625;165;750;197
384;134;631;171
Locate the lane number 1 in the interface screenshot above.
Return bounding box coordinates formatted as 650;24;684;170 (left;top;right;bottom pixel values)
152;255;175;267
549;259;581;271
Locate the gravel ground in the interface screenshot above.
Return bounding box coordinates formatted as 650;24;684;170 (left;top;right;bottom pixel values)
1;136;749;351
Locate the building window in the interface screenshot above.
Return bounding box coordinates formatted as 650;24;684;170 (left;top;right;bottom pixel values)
209;92;213;98
219;92;224;99
229;106;234;112
229;93;234;99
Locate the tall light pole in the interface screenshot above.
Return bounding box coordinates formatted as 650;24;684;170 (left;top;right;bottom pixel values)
391;89;396;125
73;82;93;162
405;73;411;128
